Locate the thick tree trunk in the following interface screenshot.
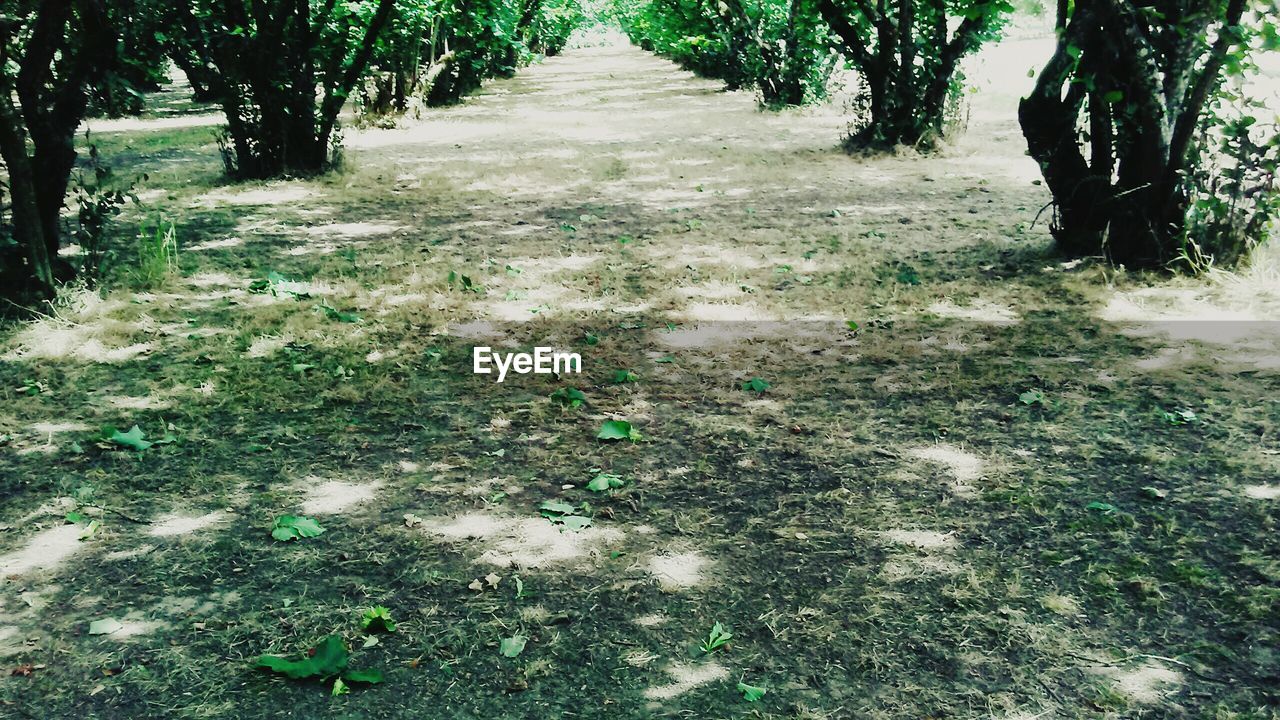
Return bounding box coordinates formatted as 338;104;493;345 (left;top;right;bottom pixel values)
0;93;55;299
1019;0;1246;267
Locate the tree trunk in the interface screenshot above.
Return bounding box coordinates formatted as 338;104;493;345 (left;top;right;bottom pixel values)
0;92;55;299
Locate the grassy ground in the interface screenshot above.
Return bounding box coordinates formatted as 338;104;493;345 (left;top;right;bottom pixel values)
1;40;1279;720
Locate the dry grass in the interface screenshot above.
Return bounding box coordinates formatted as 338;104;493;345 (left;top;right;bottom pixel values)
0;40;1276;720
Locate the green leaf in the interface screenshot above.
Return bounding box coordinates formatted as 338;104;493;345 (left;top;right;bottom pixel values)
360;606;397;633
89;618;123;635
611;369;639;384
271;515;326;542
342;669;384;685
737;682;767;702
741;377;770;393
256;635;349;680
331;677;349;696
105;425;152;451
701;621;733;653
558;515;593;531
1086;501;1117;515
500;635;527;658
539;500;577;515
1018;390;1047;407
317;303;361;323
1141;486;1168;500
597;420;640;441
79;519;101;540
550;387;586;408
587;473;624;492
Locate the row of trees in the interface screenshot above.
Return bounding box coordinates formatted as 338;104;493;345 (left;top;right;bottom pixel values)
0;0;584;304
615;0;1279;267
610;0;1007;146
1;1;1278;305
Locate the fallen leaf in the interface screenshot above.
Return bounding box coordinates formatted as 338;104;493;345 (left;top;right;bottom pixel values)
500;635;527;658
88;618;123;636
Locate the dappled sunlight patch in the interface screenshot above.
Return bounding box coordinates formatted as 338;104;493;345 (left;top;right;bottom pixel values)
300;479;383;515
877;529;957;551
300;221;402;239
927;298;1020;323
29;421;90;435
1243;484;1280;500
647;551;708;591
1041;593;1083;617
669;281;746;301
284;241;341;256
1097;286;1276;344
148;511;228;538
650;246;768;272
908;444;985;497
245;334;292;359
104;544;156;561
3;292;150;364
101;616;168;640
676;302;779;322
0;525;89;577
0;625;29;658
880;555;961;582
186;236;246;252
100;393;173;411
642;661;728;700
632;613;667;628
421;511;623;568
197;184;316;207
1091;660;1182;704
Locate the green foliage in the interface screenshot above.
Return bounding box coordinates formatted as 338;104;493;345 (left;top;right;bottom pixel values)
700;621;732;653
539;500;592;529
550;387;587;408
71;143;143;283
271;516;326;541
741;377;770;393
1020;0;1278;268
132;217;178;289
819;0;1009;149
257;635;350;680
611;369;639;383
597;419;641;441
255;635;384;693
1018;389;1047;407
184;0;398;179
499;635;528;657
249;271;311;298
363;0;586;116
102;424;176;451
317;302;362;323
610;0;835;106
1182;95;1280;269
737;681;767;701
361;606;397;633
1159;408;1199;426
586;472;625;491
